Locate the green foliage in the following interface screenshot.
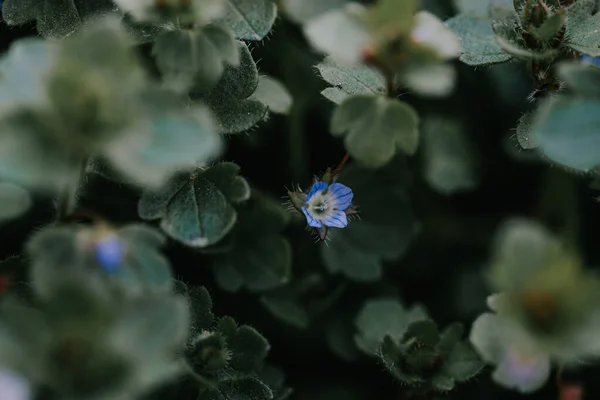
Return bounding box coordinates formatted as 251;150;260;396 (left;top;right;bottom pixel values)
175;282;277;400
331;95;419;167
355;297;484;393
138;162;251;248
1;0;120;37
0;183;31;223
209;193;292;292
321;163;415;281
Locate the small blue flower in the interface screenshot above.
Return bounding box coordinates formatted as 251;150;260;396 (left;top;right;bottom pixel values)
94;232;124;273
581;55;600;67
301;181;354;229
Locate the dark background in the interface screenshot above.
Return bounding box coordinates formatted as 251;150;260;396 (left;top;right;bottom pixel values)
2;0;600;399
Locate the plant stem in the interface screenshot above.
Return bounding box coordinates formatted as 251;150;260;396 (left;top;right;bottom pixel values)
56;156;89;222
332;152;351;176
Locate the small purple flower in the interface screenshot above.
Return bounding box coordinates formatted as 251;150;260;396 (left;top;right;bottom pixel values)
94;232;124;273
301;181;354;229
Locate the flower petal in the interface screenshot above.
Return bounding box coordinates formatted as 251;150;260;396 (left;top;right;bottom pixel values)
306;181;327;202
328;183;353;210
302;207;322;228
322;210;348;228
493;347;551;393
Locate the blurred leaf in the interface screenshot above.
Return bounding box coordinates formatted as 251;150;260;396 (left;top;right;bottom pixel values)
445;14;512;66
114;0;226;25
421;115;479;194
0;183;31;223
260;295;310;329
258;365;293;400
219;0;277;40
199;41;269;134
210;194;292;292
280;0;349;23
331;94;419;167
401;63;456;97
139;162;250;248
531;96;600;171
153;25;239;93
443;341;483;382
26;223;174;298
354;297;428;355
1;0;120;37
557;61;600;97
531;9;565;42
321;163;415;281
317;56;386;105
303;7;371;65
250;76;293;115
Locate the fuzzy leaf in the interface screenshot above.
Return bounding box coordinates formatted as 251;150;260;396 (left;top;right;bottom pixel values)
515;111;538;150
354;298;428;354
211;194;291;292
331;95;419;167
317;56;386;105
445;14;512;66
321;163;415;281
138;162;251;248
403;320;440;347
201;41;268;134
2;0;120;37
532;9;565;41
152;25;239;93
530;96;600;171
223;324;270;374
0;183;31;223
258;365;293;400
250;76;293;115
219;0;278;41
566;12;600;56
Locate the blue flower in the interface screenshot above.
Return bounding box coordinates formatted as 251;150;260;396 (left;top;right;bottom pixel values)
94;232;125;273
301;181;354;229
581;55;600;67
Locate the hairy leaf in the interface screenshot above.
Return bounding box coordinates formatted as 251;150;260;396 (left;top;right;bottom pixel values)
317;56;386;104
219;0;278;40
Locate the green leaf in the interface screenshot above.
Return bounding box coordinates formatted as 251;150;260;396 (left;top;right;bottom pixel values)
421;115;479;194
321;163;415;281
280;0;349;23
201;41;269;134
515;111;538;150
445;14;512;66
566;11;600;56
250;76;293;115
531;9;565;41
403;320;440;347
436;323;464;356
557;61;600;97
317;56;386;105
331;95;419;167
221;323;270;374
0;183;31;223
152;25;239;93
565;0;597;36
219;0;278;41
211;194;292;292
260;295;310;329
303;8;371;65
201;377;273;400
530;96;600;171
26;223;175;298
442;341;484;382
2;0;121;37
354;297;428;355
138;162;251;248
